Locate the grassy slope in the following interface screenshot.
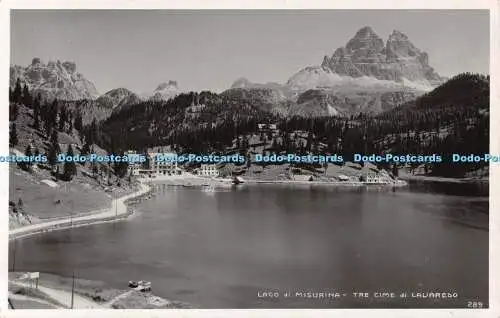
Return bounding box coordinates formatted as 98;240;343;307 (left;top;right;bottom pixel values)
9;103;138;227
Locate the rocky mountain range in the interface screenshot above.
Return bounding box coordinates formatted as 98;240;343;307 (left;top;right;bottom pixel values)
10;58;181;107
226;26;446;116
283;26;445;93
317;27;444;89
10;58;99;101
10;26;446;118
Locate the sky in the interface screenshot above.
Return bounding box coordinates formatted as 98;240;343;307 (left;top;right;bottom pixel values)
10;10;490;94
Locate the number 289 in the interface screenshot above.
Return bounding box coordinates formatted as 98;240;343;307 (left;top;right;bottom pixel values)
467;301;483;308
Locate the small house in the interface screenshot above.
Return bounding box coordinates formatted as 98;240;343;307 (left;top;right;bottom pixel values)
337;174;350;181
293;174;313;182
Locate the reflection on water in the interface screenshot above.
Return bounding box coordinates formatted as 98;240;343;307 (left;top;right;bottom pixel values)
405;180;488;197
10;182;488;308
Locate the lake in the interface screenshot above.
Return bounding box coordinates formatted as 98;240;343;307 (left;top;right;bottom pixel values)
9;181;489;308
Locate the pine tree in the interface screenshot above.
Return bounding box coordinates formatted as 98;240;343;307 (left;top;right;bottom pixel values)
80;142;90;166
33;95;40;129
47;145;58;168
21;144;33;171
306;132;313;151
81;141;90;156
87;119;98;145
74;112;83;132
9;123;18;146
13;78;22;103
114;151;129;178
22;84;31;108
107;168;112;186
91;148;98;177
62;145;77;181
9;103;19;121
142;150;151;170
68;112;73;133
392;164;399;178
47;130;60;167
51;99;59;131
59;107;67;131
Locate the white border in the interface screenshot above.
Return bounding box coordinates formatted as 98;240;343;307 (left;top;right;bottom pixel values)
0;1;498;317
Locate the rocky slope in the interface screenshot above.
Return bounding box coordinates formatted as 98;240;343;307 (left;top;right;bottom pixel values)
231;77;285;92
221;87;290;115
10;58;99;101
96;88;142;112
289;88;417;117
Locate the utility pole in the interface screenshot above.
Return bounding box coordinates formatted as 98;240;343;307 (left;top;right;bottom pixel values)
71;270;75;309
12;239;16;272
115;191;118;218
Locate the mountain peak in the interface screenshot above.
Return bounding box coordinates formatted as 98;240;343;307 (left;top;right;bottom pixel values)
231;77;253;89
31;57;42;66
346;26;384;52
317;26;444;88
144;81;181;102
97;87;142;111
389;29;408;40
103;87;133;96
62;61;77;73
355;26;378;37
155;81;178;91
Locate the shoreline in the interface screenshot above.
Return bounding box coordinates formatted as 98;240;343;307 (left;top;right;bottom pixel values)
9;272;193;309
399;175;489;184
142;173;408;187
9;182;153;241
8;182;194;309
242;179;407;187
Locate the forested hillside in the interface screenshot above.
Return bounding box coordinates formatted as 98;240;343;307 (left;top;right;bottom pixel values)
95;73;489;178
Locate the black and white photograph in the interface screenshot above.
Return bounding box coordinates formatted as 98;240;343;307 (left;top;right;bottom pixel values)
5;7;493;310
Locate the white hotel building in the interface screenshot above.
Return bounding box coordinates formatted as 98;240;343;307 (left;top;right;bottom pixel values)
196;164;220;177
127;152;182;177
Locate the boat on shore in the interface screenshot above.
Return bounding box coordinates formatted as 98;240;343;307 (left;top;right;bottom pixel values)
202;184;216;192
232;176;245;185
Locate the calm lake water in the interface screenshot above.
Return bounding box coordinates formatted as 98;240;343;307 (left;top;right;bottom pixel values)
9;182;489;308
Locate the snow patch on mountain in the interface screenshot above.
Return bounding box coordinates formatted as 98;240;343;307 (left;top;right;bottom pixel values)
140;81;182;101
286;66;428;93
326;103;339;116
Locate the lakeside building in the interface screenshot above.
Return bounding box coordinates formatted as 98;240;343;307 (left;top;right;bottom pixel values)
196;164;220;177
337;174;350;181
292;174;314;182
149;152;182;176
363;174;391;184
127;152;183;177
365;175;382;183
257;123;278;132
